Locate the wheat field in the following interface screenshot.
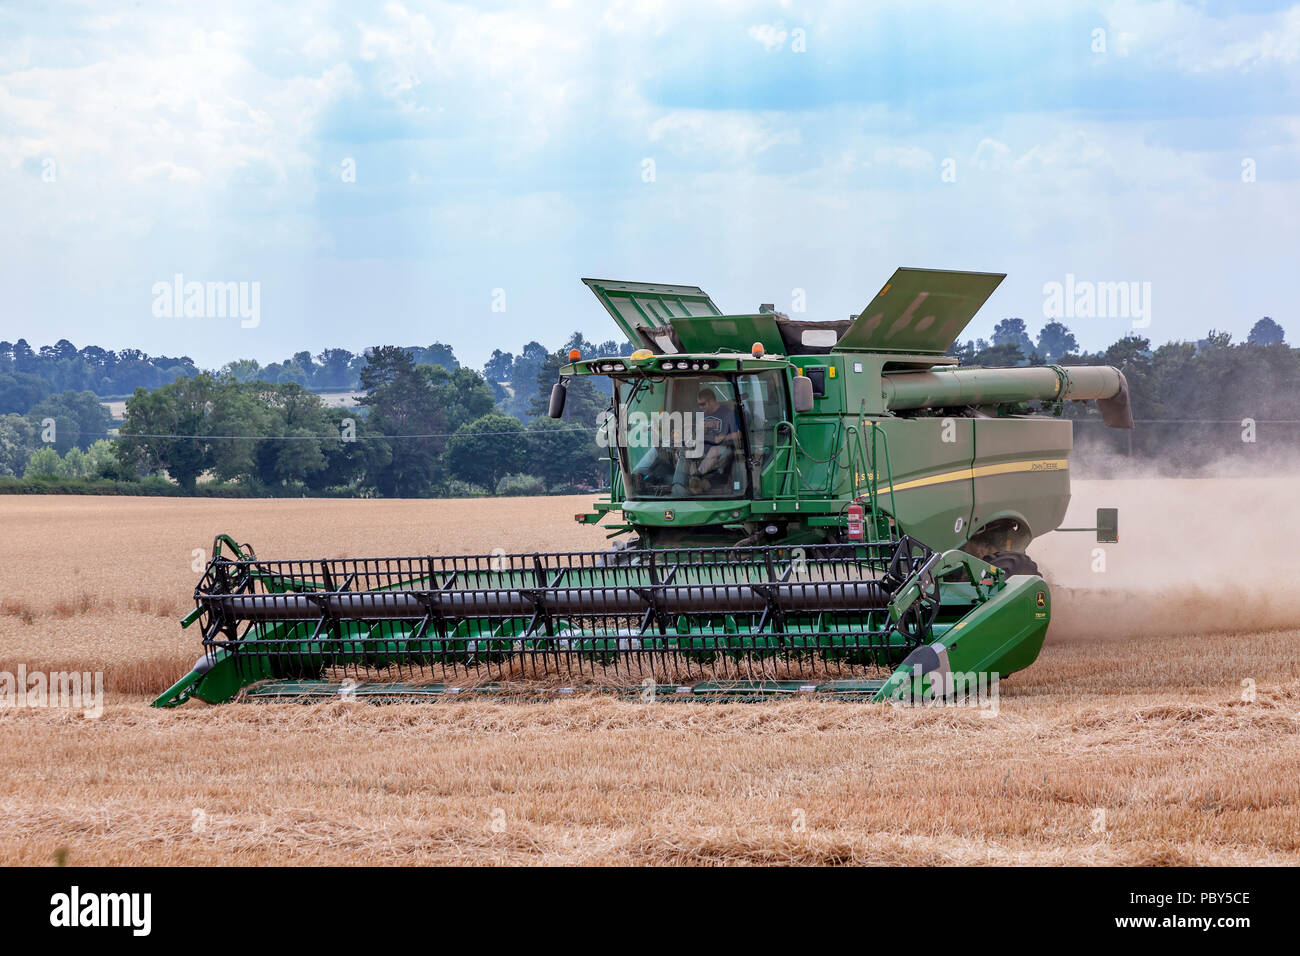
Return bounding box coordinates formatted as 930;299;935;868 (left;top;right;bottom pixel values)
1;482;1298;866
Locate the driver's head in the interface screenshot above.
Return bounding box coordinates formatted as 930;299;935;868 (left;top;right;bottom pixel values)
697;388;719;414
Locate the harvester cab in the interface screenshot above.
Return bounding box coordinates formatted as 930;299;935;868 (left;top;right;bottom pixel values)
153;270;1131;709
565;269;1131;558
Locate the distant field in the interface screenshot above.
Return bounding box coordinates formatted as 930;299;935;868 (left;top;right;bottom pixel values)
1;483;1297;865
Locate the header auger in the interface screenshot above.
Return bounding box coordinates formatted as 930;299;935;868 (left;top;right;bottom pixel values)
155;268;1127;706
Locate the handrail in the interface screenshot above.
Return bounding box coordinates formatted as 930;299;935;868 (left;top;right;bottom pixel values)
869;422;899;539
771;420;799;499
765;415;896;542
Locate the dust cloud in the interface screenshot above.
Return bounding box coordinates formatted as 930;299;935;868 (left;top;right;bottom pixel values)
1030;477;1300;642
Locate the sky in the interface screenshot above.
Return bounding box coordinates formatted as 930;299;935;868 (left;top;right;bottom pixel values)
1;0;1298;370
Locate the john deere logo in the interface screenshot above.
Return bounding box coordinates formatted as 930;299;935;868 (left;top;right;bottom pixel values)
663;509;675;521
1036;591;1046;608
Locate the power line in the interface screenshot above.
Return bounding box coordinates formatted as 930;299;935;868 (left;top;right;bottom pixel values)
72;426;600;440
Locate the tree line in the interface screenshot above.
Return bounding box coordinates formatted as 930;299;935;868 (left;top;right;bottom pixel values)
950;316;1297;471
1;318;1296;494
0;339;464;400
1;339;616;496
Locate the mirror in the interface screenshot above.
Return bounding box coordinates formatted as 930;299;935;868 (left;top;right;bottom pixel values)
792;375;814;413
548;381;568;419
1096;507;1118;544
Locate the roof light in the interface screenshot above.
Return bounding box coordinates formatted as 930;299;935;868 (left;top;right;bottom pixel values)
751;342;765;358
630;349;653;361
568;349;582;361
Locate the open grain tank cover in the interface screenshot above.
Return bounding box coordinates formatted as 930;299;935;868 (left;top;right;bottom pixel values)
834;268;1006;355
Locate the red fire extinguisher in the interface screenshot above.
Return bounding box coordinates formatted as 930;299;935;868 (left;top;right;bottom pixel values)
846;501;865;541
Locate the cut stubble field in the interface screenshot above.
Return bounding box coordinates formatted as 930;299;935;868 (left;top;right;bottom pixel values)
1;482;1298;865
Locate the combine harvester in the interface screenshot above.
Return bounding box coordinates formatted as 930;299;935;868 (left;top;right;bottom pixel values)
154;269;1130;707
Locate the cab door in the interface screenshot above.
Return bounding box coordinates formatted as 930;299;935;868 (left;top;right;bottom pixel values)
737;370;789;498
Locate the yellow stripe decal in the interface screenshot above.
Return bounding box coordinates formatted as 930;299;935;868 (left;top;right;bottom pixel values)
881;459;1069;494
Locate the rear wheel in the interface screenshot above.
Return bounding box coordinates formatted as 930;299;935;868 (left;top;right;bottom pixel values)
981;550;1041;577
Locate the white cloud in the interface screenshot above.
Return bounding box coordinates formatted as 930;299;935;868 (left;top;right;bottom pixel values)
1207;6;1300;71
649;110;800;158
748;23;789;52
971;138;1012;171
870;145;934;172
0;8;358;244
130;161;203;184
1102;0;1300;73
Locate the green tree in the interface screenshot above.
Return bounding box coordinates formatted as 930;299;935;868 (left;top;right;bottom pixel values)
117;374;221;491
0;413;35;476
1247;317;1285;346
62;446;92;479
1035;321;1079;362
946;340;977;365
357;346;445;496
506;342;550;420
24;390;112;454
309;407;389;493
207;381;277;484
314;349;357;388
526;416;601;488
973;342;1025;367
24;445;64;478
484;349;513;384
410;343;459;371
990;318;1035;361
85;439;127;480
219;359;263;382
0;372;51;415
245;382;331;488
428;366;497;434
443;414;528;491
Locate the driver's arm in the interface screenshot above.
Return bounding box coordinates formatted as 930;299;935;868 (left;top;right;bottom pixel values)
721;407;741;444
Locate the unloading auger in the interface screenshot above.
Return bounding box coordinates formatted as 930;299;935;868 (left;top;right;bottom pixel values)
154;267;1127;706
153;533;1050;705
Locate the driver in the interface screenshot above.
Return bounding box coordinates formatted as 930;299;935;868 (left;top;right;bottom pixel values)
692;387;740;488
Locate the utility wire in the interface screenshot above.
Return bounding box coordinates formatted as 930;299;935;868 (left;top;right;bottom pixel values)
64;426;600;440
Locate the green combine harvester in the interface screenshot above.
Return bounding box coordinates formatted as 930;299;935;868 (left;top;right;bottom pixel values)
154;269;1130;707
